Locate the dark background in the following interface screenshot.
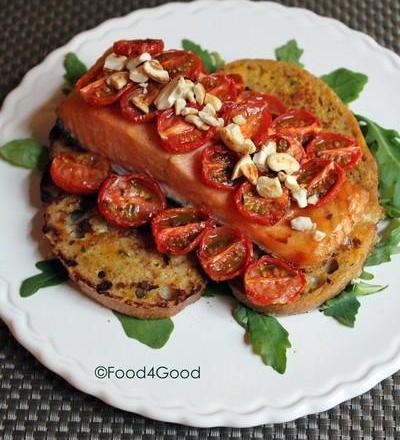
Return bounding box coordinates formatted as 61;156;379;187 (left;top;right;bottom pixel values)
1;1;399;439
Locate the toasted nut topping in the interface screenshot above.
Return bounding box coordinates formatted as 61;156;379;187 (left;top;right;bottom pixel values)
278;171;287;182
198;110;221;127
267;152;300;174
313;230;326;242
126;52;152;70
232;115;246;125
194;83;206;105
184;114;209;131
129;67;148;84
218;118;225;127
181;107;199;116
130;94;149;114
219;124;256;155
154;76;187;110
290;216;315;231
256;176;283;199
242;139;257;154
231;155;259;185
292;188;308;208
104;53;127;71
253;141;277;172
107;71;129;90
142;60;169;83
307;194;319;205
204;93;223;111
284;175;300;192
174;98;186;115
202;103;216;116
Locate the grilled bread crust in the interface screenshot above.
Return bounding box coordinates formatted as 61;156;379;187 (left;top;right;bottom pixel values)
225;59;382;315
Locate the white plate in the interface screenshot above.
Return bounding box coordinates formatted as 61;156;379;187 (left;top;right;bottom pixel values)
1;0;400;428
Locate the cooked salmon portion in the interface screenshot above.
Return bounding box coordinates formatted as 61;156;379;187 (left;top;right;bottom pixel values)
58;91;369;268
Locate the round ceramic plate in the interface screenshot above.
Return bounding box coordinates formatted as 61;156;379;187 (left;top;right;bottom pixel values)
1;0;399;428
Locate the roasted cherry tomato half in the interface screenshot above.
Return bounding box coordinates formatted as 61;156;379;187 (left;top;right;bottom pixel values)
98;174;167;228
155;50;205;80
157;108;215;153
226;73;245;96
120;82;163;123
201;145;239;191
237;91;287;117
80;76;132;107
113;39;164;57
267;133;305;163
50;152;111;195
270;110;321;142
200;73;239;101
244;255;306;306
197;226;253;281
151;208;214;255
297;159;345;207
75;65;104;91
306;133;362;170
222;101;272;147
234;181;289;225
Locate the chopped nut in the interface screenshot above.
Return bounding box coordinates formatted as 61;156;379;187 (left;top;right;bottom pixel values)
313;230;326;242
129;67;148;83
142;60;169;83
292;188;308;208
253;141;277;172
198;110;221;127
219;123;245;153
256;176;283;198
218;118;225;127
174;98;186;115
130;94;149;114
194;83;206;105
284;175;300;192
181;107;198;116
290;216;315;232
242;139;257;154
231;155;258;185
204;93;222;111
307;194;319;205
104;53;127;71
107;71;129;90
126;52;152;70
267;152;300;174
232;114;246;125
201;103;216;116
154;76;188;110
278;171;287;182
184;114;209;131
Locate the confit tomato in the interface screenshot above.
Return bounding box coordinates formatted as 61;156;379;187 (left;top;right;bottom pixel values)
113;39;164;57
120;82;163;123
80;76;132;107
266;133;305;163
237;91;287;117
155;50;205;80
270;110;321;142
200;73;240;101
201;145;239;191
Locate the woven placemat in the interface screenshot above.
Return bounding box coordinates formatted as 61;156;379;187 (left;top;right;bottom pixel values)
1;1;400;438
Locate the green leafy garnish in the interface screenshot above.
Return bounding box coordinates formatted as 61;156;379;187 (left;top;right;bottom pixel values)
20;259;69;297
63;52;87;95
114;312;174;349
359;270;374;280
203;281;231;297
0;138;47;169
275;39;304;67
233;305;290;374
356;114;400;217
181;39;225;73
321;68;368;104
322;282;387;327
365;220;400;266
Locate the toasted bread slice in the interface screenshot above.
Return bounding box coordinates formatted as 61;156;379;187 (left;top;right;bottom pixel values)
225;59;382;315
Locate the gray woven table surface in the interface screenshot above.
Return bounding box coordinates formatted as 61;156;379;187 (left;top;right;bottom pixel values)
0;0;399;438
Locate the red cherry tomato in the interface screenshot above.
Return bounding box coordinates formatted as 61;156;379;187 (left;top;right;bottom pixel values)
297;159;345;207
306;133;362;170
75;65;104;91
244;256;306;306
222;101;272;147
234;181;289;225
238;91;287;117
50;152;111;195
267;133;305;163
157;108;215;153
197;226;253;281
226;73;245;96
113;39;164;57
270;110;321;142
155;50;205;80
98;174;166;228
80;76;132;107
120;82;162;123
199;73;239;101
151;208;214;255
201;145;239;191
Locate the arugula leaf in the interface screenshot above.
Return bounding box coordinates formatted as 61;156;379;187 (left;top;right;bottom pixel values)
365;220;400;266
356;114;400;217
275;39;304;67
203;281;231;297
359;270;374;280
113;312;174;349
0;138;48;169
181;39;225;73
322;282;386;327
63;52;87;87
20;259;68;297
321;68;368;104
233;305;290;374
